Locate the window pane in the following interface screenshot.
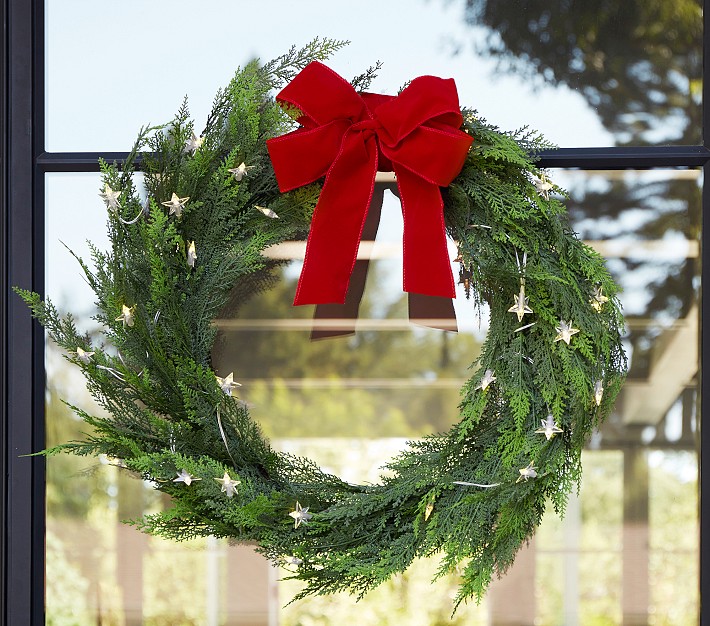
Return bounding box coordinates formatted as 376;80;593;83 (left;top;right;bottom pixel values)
45;173;278;625
45;167;700;623
535;169;701;625
45;0;701;151
213;170;700;624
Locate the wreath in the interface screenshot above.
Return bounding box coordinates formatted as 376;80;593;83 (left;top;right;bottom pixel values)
18;40;625;610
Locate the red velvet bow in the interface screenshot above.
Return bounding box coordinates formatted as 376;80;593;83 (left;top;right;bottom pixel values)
267;61;473;306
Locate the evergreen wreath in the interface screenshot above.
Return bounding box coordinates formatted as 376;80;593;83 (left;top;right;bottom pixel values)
18;39;626;609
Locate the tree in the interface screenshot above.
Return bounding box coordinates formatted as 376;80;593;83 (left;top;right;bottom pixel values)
461;0;702;145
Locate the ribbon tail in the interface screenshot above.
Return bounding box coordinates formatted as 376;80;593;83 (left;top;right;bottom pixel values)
394;168;456;299
311;182;457;337
310;185;386;340
294;132;378;306
387;183;457;332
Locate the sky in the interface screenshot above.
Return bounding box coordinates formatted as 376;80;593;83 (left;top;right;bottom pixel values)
45;0;612;151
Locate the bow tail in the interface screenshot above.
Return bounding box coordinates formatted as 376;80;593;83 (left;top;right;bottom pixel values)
294;133;378;306
310;186;386;339
396;167;456;299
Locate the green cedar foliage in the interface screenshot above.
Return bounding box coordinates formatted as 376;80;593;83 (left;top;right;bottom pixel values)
16;43;625;611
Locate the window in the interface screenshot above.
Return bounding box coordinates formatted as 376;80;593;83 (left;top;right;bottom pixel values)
3;1;708;623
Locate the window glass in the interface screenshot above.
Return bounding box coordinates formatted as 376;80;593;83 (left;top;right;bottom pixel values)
462;0;703;146
46;0;701;152
534;168;700;625
45;169;699;624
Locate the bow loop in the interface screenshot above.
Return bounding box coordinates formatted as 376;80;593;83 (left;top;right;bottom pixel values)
372;75;464;148
266;62;473;307
277;61;367;128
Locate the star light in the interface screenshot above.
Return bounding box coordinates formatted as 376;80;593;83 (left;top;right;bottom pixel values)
228;162;254;181
535;414;563;440
216;372;241;396
115;304;135;328
214;471;241;497
534;174;553;200
73;346;95;364
594;380;604;406
590;286;609;313
184;132;204;154
517;462;538;483
173;469;200;486
508;287;533;322
187;241;197;268
161;193;190;218
100;183;122;212
289;501;313;529
255;205;279;219
554;320;579;345
474;369;496;391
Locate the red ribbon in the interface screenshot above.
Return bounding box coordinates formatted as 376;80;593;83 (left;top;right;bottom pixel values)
267;61;473;306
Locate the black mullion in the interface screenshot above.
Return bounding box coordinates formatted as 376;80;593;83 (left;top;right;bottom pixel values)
37;151;142;172
705;0;710;151
0;0;7;621
5;0;43;624
30;0;45;623
36;145;710;173
539;146;710;169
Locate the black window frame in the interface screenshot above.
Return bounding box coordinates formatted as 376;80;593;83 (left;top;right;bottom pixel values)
3;0;710;622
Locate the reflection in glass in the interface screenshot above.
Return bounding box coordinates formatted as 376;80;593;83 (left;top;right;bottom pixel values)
535;169;700;625
44;166;699;624
45;174;278;625
456;0;703;146
214;170;699;624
